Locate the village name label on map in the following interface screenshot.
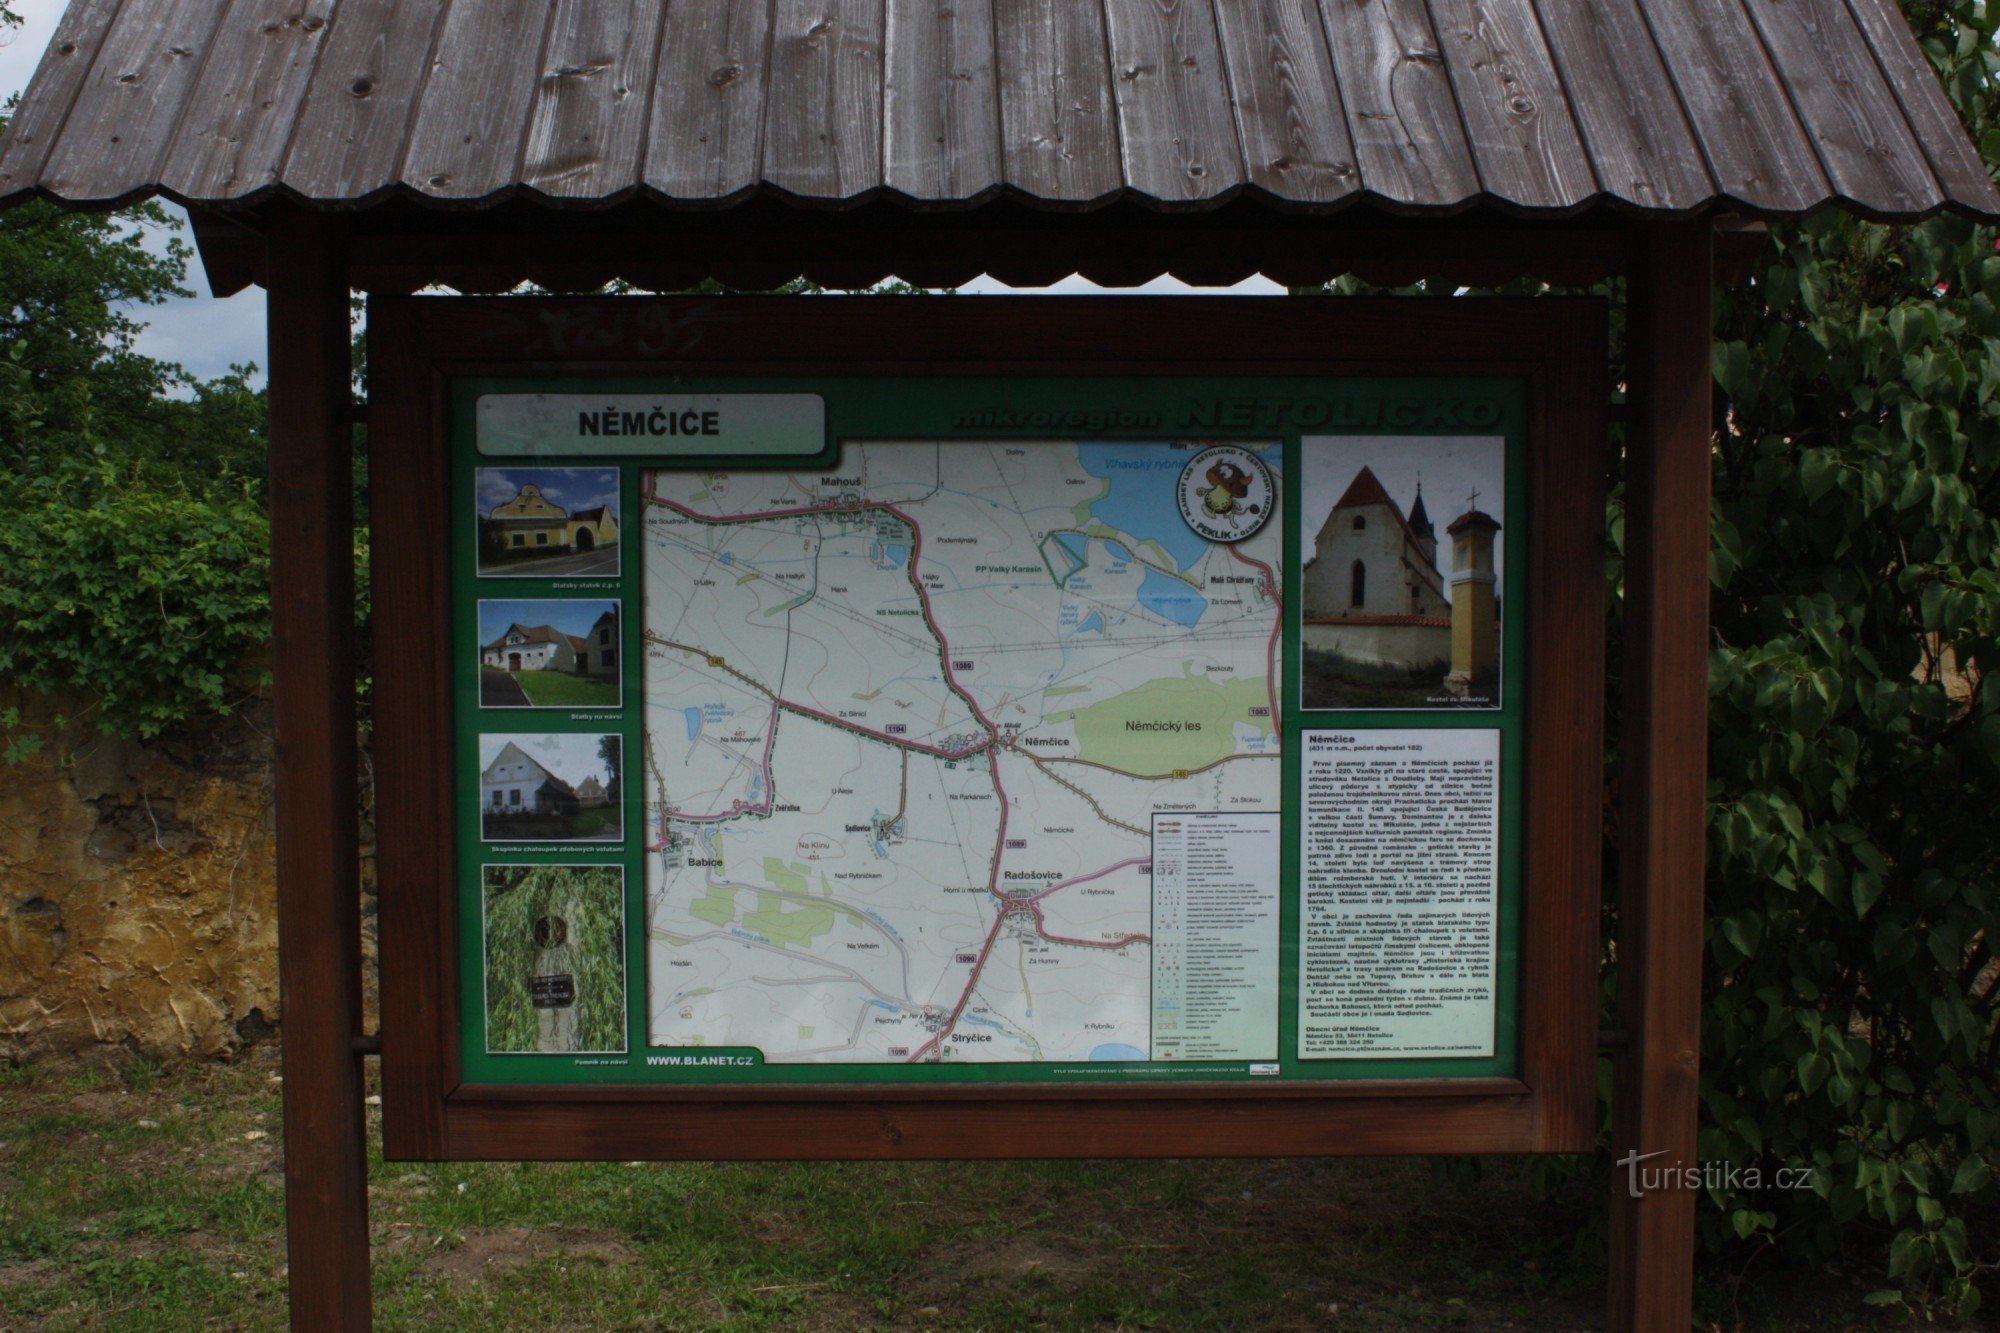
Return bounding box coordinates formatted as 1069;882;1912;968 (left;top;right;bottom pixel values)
476;392;825;457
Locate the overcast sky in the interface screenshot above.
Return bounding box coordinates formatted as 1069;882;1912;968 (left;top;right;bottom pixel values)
1;0;1279;393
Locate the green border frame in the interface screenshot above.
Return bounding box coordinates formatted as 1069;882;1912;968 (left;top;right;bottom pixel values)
451;374;1526;1086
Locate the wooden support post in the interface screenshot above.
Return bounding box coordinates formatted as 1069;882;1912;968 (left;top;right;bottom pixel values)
267;208;372;1330
1609;220;1713;1330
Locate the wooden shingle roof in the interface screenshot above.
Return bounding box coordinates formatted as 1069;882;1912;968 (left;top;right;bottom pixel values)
1;0;1994;221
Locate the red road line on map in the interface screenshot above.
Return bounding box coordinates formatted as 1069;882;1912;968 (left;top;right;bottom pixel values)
646;489;997;735
646;482;1022;1063
1228;544;1281;723
652;701;781;843
777;699;990;761
1027;899;1152;951
1026;856;1152;903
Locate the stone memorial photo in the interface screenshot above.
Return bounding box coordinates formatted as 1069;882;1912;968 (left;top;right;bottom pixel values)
482;864;627;1055
1298;437;1504;710
477;733;623;844
476;598;622;710
475;466;621;577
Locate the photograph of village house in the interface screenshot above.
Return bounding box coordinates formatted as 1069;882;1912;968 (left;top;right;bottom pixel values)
477;598;622;709
1299;438;1504;710
478;733;622;843
476;466;621;578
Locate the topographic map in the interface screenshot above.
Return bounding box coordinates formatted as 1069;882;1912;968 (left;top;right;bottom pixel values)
642;441;1281;1065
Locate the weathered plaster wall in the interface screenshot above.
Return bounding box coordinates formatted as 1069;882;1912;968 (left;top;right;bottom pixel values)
0;690;372;1059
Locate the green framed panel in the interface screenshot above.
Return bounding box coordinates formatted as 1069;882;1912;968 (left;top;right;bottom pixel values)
450;374;1527;1088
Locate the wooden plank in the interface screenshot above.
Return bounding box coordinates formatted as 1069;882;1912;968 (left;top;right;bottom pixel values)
1311;0;1479;206
160;0;338;201
37;0;233;203
1608;219;1710;1333
1842;0;2000;214
282;0;447;201
1630;0;1829;212
401;0;559;200
0;0;129;197
883;0;1001;201
761;0;887;199
1426;0;1594;208
992;0;1123;202
1102;0;1245;202
264;206;371;1331
368;298;455;1161
439;1092;1544;1160
1533;0;1712;211
1209;0;1358;203
1519;298;1608;1153
642;0;774;199
520;0;670;199
1742;0;1940;214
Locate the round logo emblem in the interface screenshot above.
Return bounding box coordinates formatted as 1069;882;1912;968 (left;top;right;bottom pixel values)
1176;445;1274;544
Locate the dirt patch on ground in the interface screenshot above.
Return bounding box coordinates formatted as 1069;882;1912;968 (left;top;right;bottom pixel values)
961;1238;1098;1284
421;1226;633;1285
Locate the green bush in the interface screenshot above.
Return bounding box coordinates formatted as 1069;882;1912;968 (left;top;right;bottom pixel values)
0;456;270;740
1698;219;2000;1314
1678;4;2000;1314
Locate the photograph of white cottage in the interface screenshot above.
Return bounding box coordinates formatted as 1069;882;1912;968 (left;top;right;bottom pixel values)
476;599;622;709
478;733;622;843
1299;437;1504;710
476;467;621;577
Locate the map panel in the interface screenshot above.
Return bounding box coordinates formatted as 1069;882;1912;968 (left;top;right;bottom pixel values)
641;441;1282;1065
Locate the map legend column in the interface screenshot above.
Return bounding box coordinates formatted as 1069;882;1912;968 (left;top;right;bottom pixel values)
1150;812;1281;1061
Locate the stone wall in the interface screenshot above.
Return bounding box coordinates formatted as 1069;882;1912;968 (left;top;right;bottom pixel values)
0;689;373;1059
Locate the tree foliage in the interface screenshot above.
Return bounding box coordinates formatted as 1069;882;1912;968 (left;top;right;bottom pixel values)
0;70;270;739
1693;6;2000;1311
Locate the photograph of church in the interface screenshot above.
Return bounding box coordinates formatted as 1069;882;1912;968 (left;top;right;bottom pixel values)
1299;438;1505;710
476;466;621;577
478;733;622;843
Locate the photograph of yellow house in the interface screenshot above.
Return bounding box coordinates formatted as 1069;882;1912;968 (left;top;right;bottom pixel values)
477;467;621;577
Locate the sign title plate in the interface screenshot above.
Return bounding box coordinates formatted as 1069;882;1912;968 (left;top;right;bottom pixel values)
476;393;825;457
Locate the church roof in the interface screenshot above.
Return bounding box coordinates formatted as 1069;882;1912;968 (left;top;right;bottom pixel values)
1447;508;1502;535
1328;465;1430;556
1331;466;1396;512
1408;485;1434;539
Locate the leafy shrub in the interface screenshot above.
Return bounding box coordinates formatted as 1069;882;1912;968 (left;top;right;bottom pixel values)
0;456;270;739
1698;210;2000;1314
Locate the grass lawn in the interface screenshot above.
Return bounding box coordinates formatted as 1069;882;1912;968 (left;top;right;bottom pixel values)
568;806;622;840
511;669;620;709
0;1046;1954;1330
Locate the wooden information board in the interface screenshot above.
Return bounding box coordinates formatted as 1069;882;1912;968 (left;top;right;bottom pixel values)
369;296;1607;1161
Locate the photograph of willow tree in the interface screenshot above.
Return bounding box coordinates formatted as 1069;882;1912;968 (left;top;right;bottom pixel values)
482;865;626;1054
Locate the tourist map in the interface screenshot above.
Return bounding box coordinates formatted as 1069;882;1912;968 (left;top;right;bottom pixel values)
641;441;1283;1064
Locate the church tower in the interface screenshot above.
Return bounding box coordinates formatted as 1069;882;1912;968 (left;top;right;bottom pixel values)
1407;478;1437;571
1444;502;1501;698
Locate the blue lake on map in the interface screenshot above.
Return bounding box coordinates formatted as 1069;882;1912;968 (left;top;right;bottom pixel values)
1090;1042;1148;1061
683;707;703;742
1136;568;1208;627
1076;444;1209;571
